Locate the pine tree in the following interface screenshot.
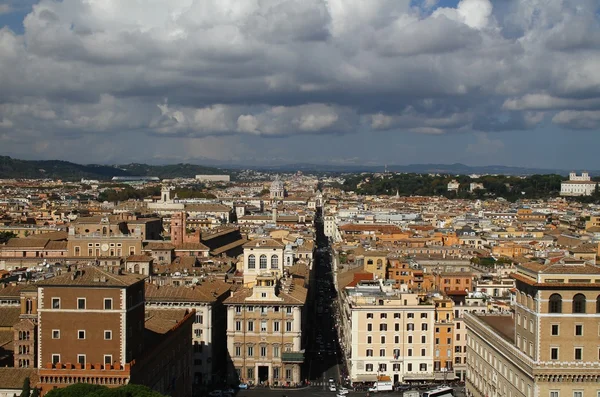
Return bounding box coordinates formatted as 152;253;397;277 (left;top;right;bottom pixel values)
21;378;31;397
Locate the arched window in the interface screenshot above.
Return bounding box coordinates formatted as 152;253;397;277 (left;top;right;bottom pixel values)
573;293;586;314
248;255;255;269
548;294;562;313
102;227;107;236
271;255;279;269
596;295;600;313
260;255;267;269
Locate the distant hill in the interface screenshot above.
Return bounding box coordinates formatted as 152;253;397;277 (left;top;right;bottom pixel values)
0;156;228;181
255;162;590;176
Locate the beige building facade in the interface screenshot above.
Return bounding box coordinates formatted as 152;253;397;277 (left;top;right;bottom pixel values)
225;274;306;386
466;260;600;397
347;280;437;385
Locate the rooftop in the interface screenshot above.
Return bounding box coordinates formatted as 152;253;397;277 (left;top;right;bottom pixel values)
36;265;146;287
477;314;515;344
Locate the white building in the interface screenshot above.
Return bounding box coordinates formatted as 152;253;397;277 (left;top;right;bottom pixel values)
195;175;231;182
270;176;285;199
447;180;460;192
469;183;484;193
345;280;435;385
560;172;597;196
242;238;285;287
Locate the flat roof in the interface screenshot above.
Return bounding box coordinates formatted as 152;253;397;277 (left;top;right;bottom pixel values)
477;315;515;344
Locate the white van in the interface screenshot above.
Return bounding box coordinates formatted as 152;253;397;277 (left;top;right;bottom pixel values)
368;381;393;392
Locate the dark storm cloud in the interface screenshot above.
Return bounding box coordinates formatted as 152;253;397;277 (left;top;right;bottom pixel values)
0;0;600;162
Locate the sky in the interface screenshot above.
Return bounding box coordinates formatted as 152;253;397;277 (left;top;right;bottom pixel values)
1;0;600;169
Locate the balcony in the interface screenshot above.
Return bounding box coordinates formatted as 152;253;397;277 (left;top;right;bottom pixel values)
281;351;304;363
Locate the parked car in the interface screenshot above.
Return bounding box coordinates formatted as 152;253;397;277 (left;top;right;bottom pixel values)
238;383;250;390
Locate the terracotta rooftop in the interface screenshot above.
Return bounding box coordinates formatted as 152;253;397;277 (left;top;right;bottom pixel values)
0;368;39;389
243;238;285;249
176;242;210;251
145;309;191;335
144;242;175;250
37;265;145;287
0;307;20;328
0;284;35;298
145;281;231;303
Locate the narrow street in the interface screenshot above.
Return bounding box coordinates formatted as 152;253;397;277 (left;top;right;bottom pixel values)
304;208;346;387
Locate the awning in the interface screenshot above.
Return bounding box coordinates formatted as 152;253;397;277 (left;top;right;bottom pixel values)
353;374;378;382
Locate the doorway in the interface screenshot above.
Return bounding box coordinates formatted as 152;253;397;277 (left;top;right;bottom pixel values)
258;366;269;383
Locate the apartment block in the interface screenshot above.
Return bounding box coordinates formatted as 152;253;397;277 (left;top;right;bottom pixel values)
225;274;306;386
346;280;437;385
466;259;600;397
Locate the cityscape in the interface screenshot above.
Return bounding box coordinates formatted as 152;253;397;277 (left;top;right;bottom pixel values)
1;1;600;397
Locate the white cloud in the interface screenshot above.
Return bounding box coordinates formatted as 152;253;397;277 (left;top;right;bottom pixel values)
0;0;599;163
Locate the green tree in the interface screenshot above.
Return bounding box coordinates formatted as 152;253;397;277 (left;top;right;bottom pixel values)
44;383;167;397
0;231;16;244
21;377;31;397
31;388;39;397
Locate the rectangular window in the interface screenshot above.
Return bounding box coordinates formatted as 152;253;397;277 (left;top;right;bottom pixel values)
260;346;267;357
104;330;112;340
104;355;112;365
394;313;401;319
273;346;280;358
286;307;293;315
575;348;583;360
261;320;267;332
421;348;426;356
52;298;60;309
248;321;254;332
549;392;558;397
52;330;60;339
247;346;254;356
104;298;112;310
52;354;60;364
77;354;86;366
550;348;559;360
380;324;387;331
195;313;203;324
77;298;86;310
235;346;241;357
573;392;582;397
381;313;387;319
421;313;427;318
367;313;373;319
78;330;86;339
274;321;280;332
407;363;412;372
367;323;373;331
575;324;583;336
286;321;293;332
551;324;559;336
235;306;242;313
420;363;427;371
235;321;242;331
